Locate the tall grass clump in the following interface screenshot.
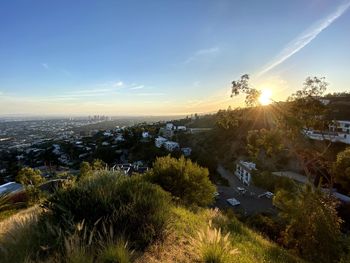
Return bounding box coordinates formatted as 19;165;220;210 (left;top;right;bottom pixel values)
0;211;62;263
192;220;238;263
44;171;172;249
97;240;134;263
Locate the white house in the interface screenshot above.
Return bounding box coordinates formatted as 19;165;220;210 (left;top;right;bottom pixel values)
329;120;350;134
164;141;179;151
166;123;174;130
155;136;168;148
115;134;125;142
142;131;150;139
234;161;256;185
177;126;187;131
305;120;350;145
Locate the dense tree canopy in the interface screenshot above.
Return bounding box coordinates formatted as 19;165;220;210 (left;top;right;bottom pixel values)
333;147;350;193
273;185;342;263
147;155;216;207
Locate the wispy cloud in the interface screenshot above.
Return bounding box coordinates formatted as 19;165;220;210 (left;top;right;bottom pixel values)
130;85;144;90
136;92;165;96
258;1;350;77
184;47;220;64
41;63;49;69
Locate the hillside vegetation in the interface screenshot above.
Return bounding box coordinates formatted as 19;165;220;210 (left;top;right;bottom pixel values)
0;157;305;263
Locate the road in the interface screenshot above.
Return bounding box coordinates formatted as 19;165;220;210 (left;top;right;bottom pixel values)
214;165;276;215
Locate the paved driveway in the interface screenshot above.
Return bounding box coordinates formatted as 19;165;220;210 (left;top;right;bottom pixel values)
214;165;276;215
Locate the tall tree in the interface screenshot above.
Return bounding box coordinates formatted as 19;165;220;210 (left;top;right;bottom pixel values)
273;185;342;263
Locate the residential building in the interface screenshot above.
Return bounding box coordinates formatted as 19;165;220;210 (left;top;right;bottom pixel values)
177;126;187;131
166;123;174;130
164;141;179;152
155;136;168;148
181;147;192;156
329;120;350;134
305;120;350;145
234;161;256;185
142;131;150;138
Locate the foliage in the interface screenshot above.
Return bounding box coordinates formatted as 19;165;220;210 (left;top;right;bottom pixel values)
273;185;342;263
97;240;134;263
92;159;106;170
44;171;172;248
245;213;284;242
79;161;93;179
191;220;238;263
231;74;261;107
246;129;284;161
0;193;12;213
16;167;44;186
147;155;216;207
333;147;350;193
286;76;329;130
252;171;297;193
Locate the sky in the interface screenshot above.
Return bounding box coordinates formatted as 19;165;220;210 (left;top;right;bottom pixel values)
0;0;349;116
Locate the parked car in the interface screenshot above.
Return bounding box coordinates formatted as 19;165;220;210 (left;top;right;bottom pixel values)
226;198;241;207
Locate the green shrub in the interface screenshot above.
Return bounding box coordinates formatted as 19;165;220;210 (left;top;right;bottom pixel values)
147;155;216;207
44;171;172;248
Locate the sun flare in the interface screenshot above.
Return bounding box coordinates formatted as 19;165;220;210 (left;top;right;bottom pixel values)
259;89;272;105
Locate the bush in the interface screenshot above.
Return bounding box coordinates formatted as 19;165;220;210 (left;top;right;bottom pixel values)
147;155;216;207
44;171;172;249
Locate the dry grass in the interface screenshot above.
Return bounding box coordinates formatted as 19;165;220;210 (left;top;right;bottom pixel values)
135;207;304;263
0;205;41;238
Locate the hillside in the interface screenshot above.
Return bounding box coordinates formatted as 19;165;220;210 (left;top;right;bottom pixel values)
0;204;303;263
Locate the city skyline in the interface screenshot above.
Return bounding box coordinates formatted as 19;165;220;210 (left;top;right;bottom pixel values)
0;0;350;115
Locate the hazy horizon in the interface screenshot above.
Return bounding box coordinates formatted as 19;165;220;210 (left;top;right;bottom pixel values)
1;0;349;115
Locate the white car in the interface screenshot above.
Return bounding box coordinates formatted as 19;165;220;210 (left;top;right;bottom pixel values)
258;191;274;199
226;198;241;207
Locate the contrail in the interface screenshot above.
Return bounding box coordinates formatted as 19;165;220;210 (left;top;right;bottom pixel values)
258;1;350;77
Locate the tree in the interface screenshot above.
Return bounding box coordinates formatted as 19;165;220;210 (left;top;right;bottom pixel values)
231;74;261;107
333;147;350;193
273;185;342;263
286;76;329;131
147;155;216;207
246;129;284;161
79;161;93;179
91;159;106;170
16;167;44;186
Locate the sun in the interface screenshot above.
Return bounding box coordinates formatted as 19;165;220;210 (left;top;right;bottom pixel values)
258;89;272;105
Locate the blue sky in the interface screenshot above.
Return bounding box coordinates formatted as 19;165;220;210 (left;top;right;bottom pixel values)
0;0;349;116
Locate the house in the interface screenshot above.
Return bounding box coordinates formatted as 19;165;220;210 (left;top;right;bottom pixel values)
177;126;187;131
181;147;192;156
164;141;179;152
155;136;168;148
166;123;174;130
329;120;350;134
115;134;125;142
305;120;350;145
234;161;256;185
142;131;150;139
